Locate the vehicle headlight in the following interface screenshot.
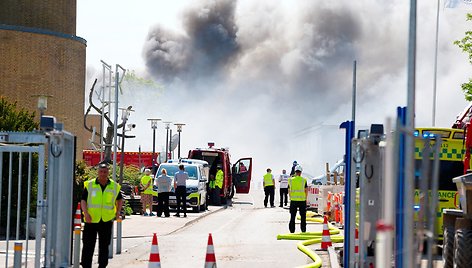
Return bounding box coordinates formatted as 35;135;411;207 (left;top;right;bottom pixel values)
186;187;198;193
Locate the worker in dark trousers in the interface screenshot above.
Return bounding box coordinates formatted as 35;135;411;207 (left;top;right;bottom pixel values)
81;163;123;268
174;164;188;217
279;169;289;207
290;160;298;176
263;168;275;208
288;165;308;233
214;165;224;206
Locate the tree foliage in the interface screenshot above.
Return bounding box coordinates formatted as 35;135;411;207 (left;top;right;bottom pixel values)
454;13;472;101
0;97;38;131
0;97;38;236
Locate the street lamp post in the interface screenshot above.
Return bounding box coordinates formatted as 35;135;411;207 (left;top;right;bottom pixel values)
163;122;172;162
118;107;134;185
174;123;185;159
147;118;161;168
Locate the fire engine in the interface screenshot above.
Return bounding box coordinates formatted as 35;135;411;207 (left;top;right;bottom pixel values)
188;142;252;204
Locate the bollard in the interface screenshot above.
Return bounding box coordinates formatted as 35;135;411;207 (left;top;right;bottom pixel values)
73;226;81;268
108;222;114;259
13;242;22;268
116;217;122;254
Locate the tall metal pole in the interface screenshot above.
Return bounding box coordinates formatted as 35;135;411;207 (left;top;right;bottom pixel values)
432;0;440;126
100;60;111;161
148;119;161;167
113;65;126;183
112;67;119;182
178;131;181;158
152;128;156;164
169;129;173;160
164;122;171;162
352;60;357;123
404;1;417;267
119;123;126;185
174;123;185;159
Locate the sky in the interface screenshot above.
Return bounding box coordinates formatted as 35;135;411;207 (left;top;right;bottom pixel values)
77;0;472;180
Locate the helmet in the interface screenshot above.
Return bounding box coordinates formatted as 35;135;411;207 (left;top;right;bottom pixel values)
293;160;298;165
295;165;302;172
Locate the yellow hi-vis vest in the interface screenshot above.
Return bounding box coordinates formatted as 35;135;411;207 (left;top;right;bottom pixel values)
209;180;215;189
263;173;274;186
85;179;121;223
140;175;154;195
215;170;223;188
289;176;307;201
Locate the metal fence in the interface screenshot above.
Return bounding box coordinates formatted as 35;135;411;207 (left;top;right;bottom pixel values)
0;130;75;267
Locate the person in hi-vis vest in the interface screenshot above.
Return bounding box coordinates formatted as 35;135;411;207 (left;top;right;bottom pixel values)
214;165;224;206
288;165;308;233
263;168;275;208
81;163;123;268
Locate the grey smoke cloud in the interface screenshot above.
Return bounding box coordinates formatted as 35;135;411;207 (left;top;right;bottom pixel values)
133;0;471;177
143;0;239;84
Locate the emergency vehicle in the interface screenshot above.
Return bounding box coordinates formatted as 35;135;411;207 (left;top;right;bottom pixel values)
188;143;252;204
413;128;463;239
153;159;210;212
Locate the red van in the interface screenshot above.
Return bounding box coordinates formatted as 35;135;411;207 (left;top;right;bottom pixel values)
188;143;252;204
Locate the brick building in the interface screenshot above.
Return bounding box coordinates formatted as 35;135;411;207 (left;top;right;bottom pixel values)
0;0;86;159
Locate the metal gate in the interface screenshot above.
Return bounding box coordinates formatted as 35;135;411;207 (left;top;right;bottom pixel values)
0;130;75;268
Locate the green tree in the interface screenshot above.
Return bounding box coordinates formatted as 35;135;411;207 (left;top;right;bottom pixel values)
0;97;38;237
0;97;38;131
454;13;472;101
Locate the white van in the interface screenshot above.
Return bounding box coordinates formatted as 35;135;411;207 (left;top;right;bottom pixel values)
153;159;209;212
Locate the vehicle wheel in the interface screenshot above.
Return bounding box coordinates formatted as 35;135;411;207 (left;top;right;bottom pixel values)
454;220;472;268
443;225;455;268
193;206;199;212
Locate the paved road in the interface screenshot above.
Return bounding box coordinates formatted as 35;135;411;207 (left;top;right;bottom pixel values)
0;187;331;267
106;189;329;267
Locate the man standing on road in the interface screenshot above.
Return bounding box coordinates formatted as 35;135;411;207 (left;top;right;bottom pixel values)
155;168;172;217
140;168;155;216
288;165;308;233
290;160;298;176
214;165;224;206
263;168;275;208
174;164;188;217
279;169;289;207
81;163;123;268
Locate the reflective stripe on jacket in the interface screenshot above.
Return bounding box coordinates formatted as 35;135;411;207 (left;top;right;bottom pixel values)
85;179;121;223
289;176;307;201
263;173;274;186
215;170;223;188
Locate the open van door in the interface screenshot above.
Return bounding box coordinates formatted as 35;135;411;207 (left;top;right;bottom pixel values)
232;158;252;194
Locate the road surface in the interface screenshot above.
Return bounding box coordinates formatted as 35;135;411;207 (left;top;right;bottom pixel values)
106;189;329;267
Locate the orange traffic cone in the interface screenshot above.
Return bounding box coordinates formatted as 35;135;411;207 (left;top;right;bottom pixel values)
355;228;359;258
74;202;81;229
205;233;217;268
148;233;161;268
320;216;332;250
334;194;340;224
